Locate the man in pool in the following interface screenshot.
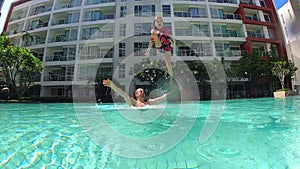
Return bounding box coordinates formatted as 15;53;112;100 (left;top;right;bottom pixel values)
103;79;171;107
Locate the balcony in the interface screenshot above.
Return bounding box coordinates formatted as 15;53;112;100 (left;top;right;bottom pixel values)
85;0;115;5
29;6;52;16
240;0;256;5
175;29;210;37
54;0;82;10
9;9;27;22
23;36;46;47
245;15;261;21
208;0;238;4
44;74;74;81
81;31;113;40
247;32;265;38
27;21;48;31
214;30;245;38
211;14;241;20
174;11;208;18
79;51;113;60
46;55;76;62
216;50;242;57
6;29;22;35
48;36;78;43
176;44;212;57
9;14;27;22
83;14;115;22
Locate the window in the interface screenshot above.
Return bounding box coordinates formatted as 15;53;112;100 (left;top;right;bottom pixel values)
213;25;226;37
134;42;149;56
134;5;155;17
119;43;126;57
259;0;265;7
288;9;292;19
82;27;99;40
79;65;98;80
215;43;229;56
119;23;126;36
67;13;80;23
281;14;285;24
118;64;125;78
65;28;78;41
194;24;210;36
263;13;270;22
120;6;127;17
164;22;172;34
162;5;171;17
268;29;275;39
189;7;207;18
210;8;224;19
191;43;212;57
134;23;151;36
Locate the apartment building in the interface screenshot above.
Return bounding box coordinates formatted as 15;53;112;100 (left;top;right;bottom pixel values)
277;0;300;94
4;0;286;99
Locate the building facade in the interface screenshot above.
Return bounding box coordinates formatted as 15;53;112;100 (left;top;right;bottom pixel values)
4;0;286;99
277;0;300;94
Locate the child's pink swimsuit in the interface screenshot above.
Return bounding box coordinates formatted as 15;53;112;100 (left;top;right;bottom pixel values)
151;27;173;53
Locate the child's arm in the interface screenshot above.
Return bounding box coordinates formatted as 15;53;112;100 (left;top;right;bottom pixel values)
145;41;153;57
103;79;135;106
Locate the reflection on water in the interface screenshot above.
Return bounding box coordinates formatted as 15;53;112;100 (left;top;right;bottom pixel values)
0;97;300;168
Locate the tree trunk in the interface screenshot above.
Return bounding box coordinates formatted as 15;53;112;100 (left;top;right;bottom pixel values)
281;75;285;89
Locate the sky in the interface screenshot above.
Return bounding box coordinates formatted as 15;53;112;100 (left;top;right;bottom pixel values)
0;0;16;33
274;0;289;9
0;0;290;33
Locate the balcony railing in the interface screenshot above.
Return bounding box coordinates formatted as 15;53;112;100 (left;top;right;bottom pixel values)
23;39;46;46
27;22;48;31
81;31;114;40
176;48;212;57
83;14;115;22
240;0;256;5
174;12;208;18
54;1;82;10
175;29;210;37
33;75;41;82
216;50;242;57
9;14;26;22
79;51;113;60
213;31;245;37
7;29;22;35
52;19;79;26
245;15;260;21
208;0;238;4
211;14;241;20
44;75;74;81
30;7;52;16
86;0;115;5
48;36;78;43
247;32;265;38
46;55;76;62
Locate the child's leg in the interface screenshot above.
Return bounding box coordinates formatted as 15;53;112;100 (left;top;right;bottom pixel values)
164;51;173;77
164;51;175;88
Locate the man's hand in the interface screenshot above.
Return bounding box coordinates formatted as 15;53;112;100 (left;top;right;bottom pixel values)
103;79;112;87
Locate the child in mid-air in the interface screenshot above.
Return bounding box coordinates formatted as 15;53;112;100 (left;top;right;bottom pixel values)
145;16;174;78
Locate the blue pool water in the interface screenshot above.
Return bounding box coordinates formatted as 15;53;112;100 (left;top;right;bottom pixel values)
1;97;300;168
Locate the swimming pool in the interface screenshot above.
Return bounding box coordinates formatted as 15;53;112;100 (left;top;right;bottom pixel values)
1;97;300;168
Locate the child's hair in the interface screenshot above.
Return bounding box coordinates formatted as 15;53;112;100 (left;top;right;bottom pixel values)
153;16;163;29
